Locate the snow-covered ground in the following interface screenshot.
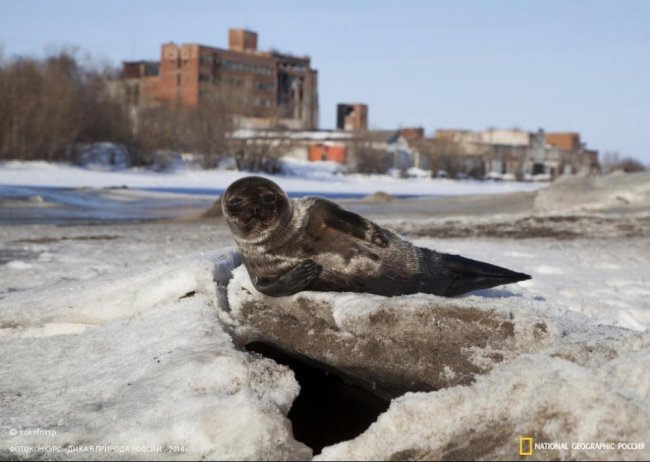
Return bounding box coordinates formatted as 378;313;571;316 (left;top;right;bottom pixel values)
0;160;544;197
1;171;649;460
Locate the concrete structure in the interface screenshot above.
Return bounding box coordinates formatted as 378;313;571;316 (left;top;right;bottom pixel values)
337;103;368;131
432;128;599;180
229;126;429;173
120;29;319;130
230;129;354;165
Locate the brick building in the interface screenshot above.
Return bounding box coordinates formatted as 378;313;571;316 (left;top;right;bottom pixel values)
120;29;319;130
121;61;161;107
336;103;368;131
545;132;581;152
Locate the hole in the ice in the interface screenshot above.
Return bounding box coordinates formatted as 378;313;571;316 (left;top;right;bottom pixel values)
245;341;390;455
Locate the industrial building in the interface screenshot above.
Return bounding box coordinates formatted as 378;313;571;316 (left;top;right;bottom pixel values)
336;103;368;131
120;29;319;130
431;128;599;179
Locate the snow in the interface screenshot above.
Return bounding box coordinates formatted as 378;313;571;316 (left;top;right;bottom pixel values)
74;143;131;170
2;226;649;459
278;157;347;179
413;237;650;332
232;129;355;141
0;160;545;197
534;171;650;213
1;169;649;460
316;353;650;461
4;260;32;270
0;249;311;460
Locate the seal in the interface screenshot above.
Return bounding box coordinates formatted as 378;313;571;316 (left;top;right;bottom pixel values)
222;176;531;297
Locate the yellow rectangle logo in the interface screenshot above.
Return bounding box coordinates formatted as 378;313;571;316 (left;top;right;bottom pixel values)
519;437;533;456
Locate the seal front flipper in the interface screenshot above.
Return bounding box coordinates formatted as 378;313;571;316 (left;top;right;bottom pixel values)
316;200;389;247
438;252;531;297
251;260;323;297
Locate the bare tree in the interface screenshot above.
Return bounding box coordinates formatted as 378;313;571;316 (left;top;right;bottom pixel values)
229;130;291;172
600;151;621;174
618;158;646;173
416;137;468;177
187;89;237;168
600;151;646;174
0;50;131;162
347;134;389;174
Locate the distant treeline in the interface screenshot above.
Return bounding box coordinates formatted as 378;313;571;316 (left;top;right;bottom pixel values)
0;51;262;169
0;51;132;161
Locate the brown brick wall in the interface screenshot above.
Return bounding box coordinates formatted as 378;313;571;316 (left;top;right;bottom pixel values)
546;132;581;151
399;127;425;141
229;29;258;52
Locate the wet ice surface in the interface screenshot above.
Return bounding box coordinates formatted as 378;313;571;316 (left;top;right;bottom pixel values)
0;185;216;225
1;173;650;460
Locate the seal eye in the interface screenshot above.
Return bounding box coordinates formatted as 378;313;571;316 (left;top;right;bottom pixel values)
261;193;276;204
228;197;243;207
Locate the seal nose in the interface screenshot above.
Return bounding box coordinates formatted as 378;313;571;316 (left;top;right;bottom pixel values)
251;206;260;216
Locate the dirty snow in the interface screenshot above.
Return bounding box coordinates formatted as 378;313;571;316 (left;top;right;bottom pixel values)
316;352;650;461
0;249;311;460
1;225;647;459
1;171;650;460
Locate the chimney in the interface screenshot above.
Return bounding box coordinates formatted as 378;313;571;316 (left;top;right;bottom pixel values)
229;29;258;52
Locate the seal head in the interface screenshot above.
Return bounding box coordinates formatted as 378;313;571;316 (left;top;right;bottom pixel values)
221;176;292;243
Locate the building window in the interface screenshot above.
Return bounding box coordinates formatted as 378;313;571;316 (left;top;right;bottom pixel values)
222;60;273;76
255;81;274;91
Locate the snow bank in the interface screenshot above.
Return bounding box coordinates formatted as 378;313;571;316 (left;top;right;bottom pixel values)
2;234;649;460
410;237;650;332
279;157;347;179
316;353;650;461
534;171;650;213
74;143;131;170
0;160;544;197
0;250;311;460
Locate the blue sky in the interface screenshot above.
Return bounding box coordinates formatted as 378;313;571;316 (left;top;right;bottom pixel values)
1;0;649;163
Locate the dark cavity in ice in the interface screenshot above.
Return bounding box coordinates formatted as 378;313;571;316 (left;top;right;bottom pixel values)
245;341;390;455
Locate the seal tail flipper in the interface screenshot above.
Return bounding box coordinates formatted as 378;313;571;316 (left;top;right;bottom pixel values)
440;253;531;297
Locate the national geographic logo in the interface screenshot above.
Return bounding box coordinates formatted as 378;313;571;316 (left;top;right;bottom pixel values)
518;436;645;457
519;437;533;456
